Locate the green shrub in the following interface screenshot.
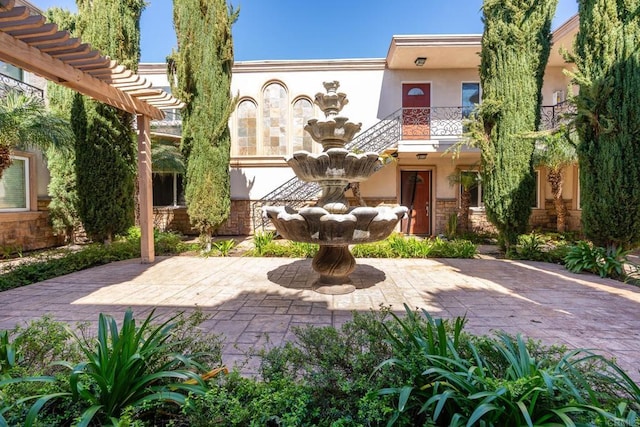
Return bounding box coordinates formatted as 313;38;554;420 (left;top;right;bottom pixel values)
0;230;194;292
351;235;476;259
183;371;311;426
245;238;318;258
252;231;275;256
515;231;545;261
350;241;395;258
565;241;631;278
376;305;639;426
2;310;219;426
0;331;17;380
429;237;478;258
256;308;401;426
215;239;236;256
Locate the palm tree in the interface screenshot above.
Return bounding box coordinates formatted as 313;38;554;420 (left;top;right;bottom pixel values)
532;126;578;233
0;90;73;178
448;171;480;234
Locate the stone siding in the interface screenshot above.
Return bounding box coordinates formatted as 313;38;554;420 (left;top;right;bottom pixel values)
0;200;64;254
153;200;253;236
434;198;458;236
529;199;581;232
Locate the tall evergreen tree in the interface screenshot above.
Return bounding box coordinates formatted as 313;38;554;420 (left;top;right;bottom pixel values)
478;0;557;251
45;8;81;241
570;0;640;249
169;0;238;244
74;0;145;243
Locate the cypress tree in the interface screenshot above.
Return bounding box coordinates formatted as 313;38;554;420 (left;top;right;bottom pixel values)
170;0;238;243
45;8;81;241
479;0;557;251
74;0;145;243
571;0;640;249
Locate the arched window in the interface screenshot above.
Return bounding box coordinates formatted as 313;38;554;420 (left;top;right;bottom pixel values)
292;98;314;152
262;82;288;155
407;87;425;96
236;99;257;155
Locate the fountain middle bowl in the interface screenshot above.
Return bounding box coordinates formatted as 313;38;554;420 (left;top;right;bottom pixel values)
287;148;381;183
262;205;409;245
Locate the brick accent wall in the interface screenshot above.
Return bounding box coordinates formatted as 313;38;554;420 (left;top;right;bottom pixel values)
151;198;585;238
529;199;580;232
434;198;458;235
153;206;198;236
0;199;64;254
153;200;253;236
217;200;252;235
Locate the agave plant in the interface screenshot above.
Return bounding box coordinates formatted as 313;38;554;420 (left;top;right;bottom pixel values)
20;309;213;426
376;305;637;426
0;331;17;380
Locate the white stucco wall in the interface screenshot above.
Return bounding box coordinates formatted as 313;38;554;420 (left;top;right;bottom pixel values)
230;166;296;200
231;61;387;133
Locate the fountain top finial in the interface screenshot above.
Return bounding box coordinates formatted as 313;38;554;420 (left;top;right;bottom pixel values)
305;81;362;150
314;80;348;118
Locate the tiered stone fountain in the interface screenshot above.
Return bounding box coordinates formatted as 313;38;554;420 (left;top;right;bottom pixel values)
263;81;407;294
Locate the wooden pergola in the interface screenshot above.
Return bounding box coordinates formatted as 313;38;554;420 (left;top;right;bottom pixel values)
0;0;184;263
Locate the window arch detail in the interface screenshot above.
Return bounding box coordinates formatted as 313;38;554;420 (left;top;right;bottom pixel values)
292;97;314;152
262;82;288;155
236;98;257;156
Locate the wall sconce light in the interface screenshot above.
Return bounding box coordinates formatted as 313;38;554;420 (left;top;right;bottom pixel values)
414;57;427;66
416;153;428;160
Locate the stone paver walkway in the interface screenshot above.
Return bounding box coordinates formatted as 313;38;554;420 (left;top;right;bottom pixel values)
1;256;639;377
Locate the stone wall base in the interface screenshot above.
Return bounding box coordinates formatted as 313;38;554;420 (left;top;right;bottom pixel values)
153;200;253;237
0;200;64;255
434;198;582;237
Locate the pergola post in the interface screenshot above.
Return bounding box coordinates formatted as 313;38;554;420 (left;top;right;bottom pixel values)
137;114;154;263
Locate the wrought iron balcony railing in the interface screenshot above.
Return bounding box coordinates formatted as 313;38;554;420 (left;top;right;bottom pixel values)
539;101;576;130
0;72;44;99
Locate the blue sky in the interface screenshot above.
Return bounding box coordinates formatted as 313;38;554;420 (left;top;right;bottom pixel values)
31;0;579;63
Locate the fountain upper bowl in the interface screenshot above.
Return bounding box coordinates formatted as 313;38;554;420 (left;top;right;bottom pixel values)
287;148;381;183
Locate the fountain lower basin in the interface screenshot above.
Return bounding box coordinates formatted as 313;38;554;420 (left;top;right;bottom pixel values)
263;205;408;294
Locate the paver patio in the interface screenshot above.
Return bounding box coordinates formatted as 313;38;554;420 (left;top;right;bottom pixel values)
1;256;638;378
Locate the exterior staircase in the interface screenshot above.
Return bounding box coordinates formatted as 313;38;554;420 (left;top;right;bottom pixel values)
251;102;575;232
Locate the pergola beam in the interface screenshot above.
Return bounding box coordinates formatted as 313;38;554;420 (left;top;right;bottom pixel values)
0;31;164;119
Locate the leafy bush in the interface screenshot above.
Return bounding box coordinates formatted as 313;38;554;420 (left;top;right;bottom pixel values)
245;237;318;258
351;234;476;259
0;331;17;380
0;230;194;291
376;305;639;426
350;241;395;258
212;239;235;256
565;241;631;278
183;371;311;426
515;231;545;260
0;310;222;426
251;231;276;256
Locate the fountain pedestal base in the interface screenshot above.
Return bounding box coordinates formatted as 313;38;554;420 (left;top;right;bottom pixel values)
311;244;356;294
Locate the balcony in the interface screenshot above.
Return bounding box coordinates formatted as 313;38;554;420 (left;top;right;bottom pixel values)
0;72;44;99
151;110;182;137
396;102;575;140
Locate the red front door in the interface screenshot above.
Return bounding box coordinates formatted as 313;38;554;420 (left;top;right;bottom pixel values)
402;83;431;139
401;170;431;235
